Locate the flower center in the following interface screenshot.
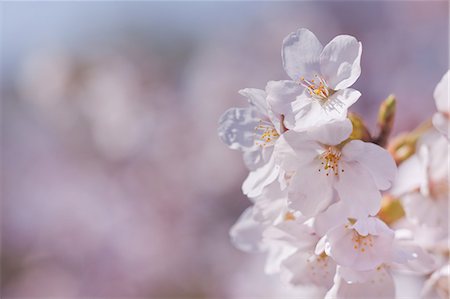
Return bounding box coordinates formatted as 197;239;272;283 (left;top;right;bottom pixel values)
255;120;279;147
299;75;333;101
350;230;374;253
318;147;343;176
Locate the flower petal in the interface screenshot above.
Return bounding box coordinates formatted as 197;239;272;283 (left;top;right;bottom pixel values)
433;70;449;114
325;224;394;271
288;160;334;217
432;112;449;140
314;201;349;236
281;251;336;288
229;207;265;252
325;267;395;299
324;88;361;116
320;35;362;90
390;153;425;196
282;28;323;81
266;80;304;130
239;88;269;115
273;130;320;171
342;140;397;190
242;155;280;198
335;161;382;218
218;107;261;150
307;118;353;146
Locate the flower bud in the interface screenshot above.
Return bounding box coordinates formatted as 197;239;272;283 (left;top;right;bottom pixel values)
374;95;396;147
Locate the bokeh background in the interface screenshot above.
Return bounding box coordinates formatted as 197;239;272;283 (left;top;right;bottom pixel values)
1;1;448;298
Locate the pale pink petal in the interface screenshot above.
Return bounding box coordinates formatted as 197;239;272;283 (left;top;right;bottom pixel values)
288;160;334;217
282;28;323;81
266;80;304;130
229;207;265;252
325;267;395;299
314;201;348;236
307;118;353;146
281;251;336;288
324;88;361;117
342;140;397;191
390;154;424;196
239;88;269;115
335;161;382;218
320;35;362;90
433;70;449;114
242;156;280;198
218;107;261;150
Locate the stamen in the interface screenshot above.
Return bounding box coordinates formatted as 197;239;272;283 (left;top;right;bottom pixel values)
351;231;374;253
299;75;331;101
254;120;279;147
318;147;343;176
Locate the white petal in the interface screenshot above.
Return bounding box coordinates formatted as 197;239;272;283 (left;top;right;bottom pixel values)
433;70;449;114
335;161;382;218
239;88;269;115
432;112;450;140
390;153;425;196
242;155;280;198
253;195;287;224
307;118;353;146
403;192;449;228
421;264;450;299
218;107;261;150
264;243;297;274
281;251;336;288
274;131;320;171
326;267;395;299
342;140;397;190
291;90;357;132
289;160;334;217
266;80;303;130
282;28;323;81
242;147;265;171
324;88;361;115
320;35;362;90
291;93;329;131
352;217;393;237
325;224;394;271
229;207;265;252
263;219;317;250
314;201;349;236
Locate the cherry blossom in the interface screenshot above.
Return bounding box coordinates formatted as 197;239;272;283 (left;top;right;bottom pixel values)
281;28;362;131
392;129;449;230
274;119;397;218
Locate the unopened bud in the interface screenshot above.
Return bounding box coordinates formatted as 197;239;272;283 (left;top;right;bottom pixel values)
388;120;433;164
374;95;396;147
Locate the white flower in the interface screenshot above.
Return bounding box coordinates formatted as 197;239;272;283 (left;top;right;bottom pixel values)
275;119;397;218
263;216;336;288
218;86;296;198
325;265;395;299
392;130;449;229
218;88;276;170
422;264;450;299
279;28;362;131
432;70;449;139
317;216;396;272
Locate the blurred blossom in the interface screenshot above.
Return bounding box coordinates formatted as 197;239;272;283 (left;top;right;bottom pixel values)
1;1;448;298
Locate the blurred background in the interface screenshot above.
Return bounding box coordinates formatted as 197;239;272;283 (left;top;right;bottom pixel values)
1;1;448;298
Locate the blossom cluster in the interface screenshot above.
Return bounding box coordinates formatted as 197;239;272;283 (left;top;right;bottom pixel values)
218;28;449;298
